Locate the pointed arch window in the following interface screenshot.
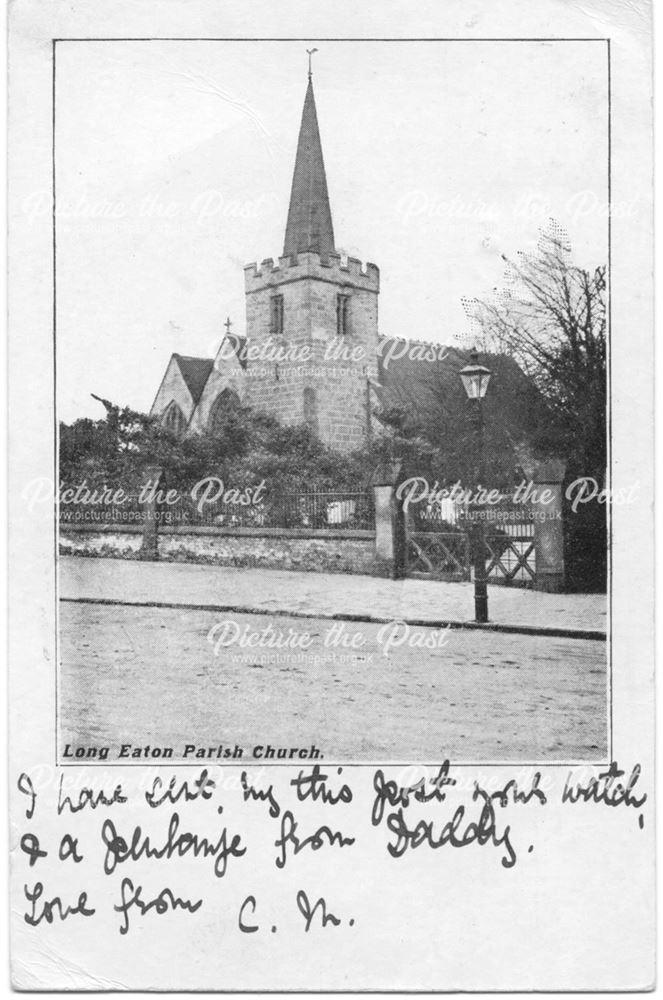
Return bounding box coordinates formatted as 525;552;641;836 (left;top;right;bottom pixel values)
163;401;186;437
209;388;240;435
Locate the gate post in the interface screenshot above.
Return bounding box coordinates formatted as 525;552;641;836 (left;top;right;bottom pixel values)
139;465;163;560
512;443;567;591
532;458;566;592
371;461;405;579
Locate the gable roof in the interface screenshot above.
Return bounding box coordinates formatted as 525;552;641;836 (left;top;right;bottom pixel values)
214;334;248;371
173;355;214;405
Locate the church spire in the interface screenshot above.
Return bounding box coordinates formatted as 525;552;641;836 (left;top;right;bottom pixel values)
283;67;335;258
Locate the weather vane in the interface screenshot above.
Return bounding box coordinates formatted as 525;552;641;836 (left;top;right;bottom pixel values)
306;48;318;80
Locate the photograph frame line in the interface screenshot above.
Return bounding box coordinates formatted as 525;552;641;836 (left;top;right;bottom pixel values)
52;35;613;770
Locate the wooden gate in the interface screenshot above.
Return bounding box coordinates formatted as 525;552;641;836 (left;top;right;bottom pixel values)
405;528;471;581
403;495;536;586
485;522;536;586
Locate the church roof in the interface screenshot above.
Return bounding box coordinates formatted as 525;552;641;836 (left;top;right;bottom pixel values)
173;355;214;405
376;340;468;404
283;77;336;258
375;337;553;459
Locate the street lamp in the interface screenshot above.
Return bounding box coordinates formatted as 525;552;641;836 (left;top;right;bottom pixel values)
459;349;492;623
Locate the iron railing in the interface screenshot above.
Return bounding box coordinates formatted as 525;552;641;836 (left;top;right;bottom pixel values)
158;489;374;531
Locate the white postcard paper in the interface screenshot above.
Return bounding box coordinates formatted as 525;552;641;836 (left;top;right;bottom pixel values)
8;0;655;991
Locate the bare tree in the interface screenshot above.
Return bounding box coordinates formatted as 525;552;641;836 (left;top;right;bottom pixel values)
462;219;607;590
461;219;606;465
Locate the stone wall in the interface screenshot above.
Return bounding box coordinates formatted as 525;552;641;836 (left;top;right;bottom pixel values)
60;528;144;559
159;528;378;575
59;525;383;576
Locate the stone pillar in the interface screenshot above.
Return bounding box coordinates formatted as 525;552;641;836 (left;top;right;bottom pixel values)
374;485;395;561
512;442;567;592
139;466;163;560
371;461;405;579
532;459;566;593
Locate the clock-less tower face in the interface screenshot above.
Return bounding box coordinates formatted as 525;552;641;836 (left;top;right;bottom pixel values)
243;252;379;451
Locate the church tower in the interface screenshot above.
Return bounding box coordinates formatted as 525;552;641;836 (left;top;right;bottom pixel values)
243;66;380;452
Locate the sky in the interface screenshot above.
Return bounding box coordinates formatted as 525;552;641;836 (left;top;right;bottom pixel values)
53;39;609;422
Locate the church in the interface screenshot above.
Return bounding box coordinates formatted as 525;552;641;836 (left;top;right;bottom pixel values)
151;66;445;451
150;64;539;456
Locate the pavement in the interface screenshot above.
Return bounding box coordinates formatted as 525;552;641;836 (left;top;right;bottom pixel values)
59;556;607;639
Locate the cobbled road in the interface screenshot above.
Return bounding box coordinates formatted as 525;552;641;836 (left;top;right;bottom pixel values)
59;602;607;763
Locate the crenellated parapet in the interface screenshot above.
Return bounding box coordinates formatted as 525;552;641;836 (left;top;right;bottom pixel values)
244;250;380;294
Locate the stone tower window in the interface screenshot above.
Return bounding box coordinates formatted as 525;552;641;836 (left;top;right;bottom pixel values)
337;293;350;336
270;294;284;337
163;401;186;437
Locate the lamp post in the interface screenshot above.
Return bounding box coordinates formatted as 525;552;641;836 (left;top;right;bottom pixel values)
459;350;492;623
